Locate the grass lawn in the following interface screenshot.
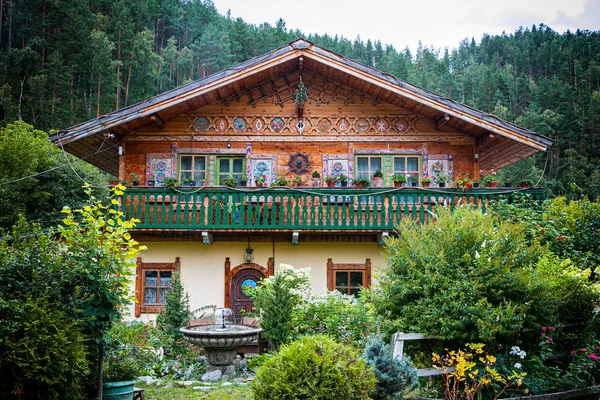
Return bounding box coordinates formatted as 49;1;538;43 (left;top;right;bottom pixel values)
137;382;253;400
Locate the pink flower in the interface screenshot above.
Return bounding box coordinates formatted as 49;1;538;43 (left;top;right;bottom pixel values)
579;365;586;369
541;326;547;331
581;349;588;353
571;351;577;355
549;327;556;332
541;332;546;336
589;354;599;361
547;338;553;343
596;346;600;351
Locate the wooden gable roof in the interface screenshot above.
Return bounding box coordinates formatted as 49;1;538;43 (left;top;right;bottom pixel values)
51;39;552;176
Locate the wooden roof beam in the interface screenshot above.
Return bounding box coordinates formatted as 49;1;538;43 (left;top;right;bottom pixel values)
435;113;450;130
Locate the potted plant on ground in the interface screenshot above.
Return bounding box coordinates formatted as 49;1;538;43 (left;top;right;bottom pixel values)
147;173;155;186
129;172;139;186
325;175;337;188
354;178;370;189
372;170;383;187
103;344;139;400
437;174;448;188
222;177;238;188
422;176;431;188
338;174;349;187
392;174;406;188
311;171;321;187
482;171;498;188
162;177;179;190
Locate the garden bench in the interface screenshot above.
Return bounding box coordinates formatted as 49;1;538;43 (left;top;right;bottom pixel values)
133;387;144;400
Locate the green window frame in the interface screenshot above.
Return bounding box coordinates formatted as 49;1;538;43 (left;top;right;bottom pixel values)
179;155;207;183
216;156;245;185
355;156;383;182
392;156;421;185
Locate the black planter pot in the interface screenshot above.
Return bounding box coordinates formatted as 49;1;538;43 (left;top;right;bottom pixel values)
505;183;512;188
439;182;446;188
473;182;480;188
340;181;348;187
189;181;196;187
148;180;155;187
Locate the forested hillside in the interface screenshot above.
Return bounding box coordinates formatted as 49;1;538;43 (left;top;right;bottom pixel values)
0;0;599;198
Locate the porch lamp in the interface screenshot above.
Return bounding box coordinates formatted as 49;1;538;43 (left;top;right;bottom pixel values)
243;237;254;263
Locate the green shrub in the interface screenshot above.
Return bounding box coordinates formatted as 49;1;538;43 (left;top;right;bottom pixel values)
0;298;89;399
294;290;377;344
252;335;377;400
375;206;545;343
362;336;419;400
157;272;191;344
251;265;311;350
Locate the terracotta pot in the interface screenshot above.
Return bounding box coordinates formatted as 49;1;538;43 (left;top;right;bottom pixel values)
520;182;529;188
422;181;431;188
393;181;403;188
327;181;335;188
488;181;498;188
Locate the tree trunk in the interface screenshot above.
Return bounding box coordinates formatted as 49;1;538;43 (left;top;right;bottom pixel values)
97;341;104;400
115;31;121;110
125;64;132;107
97;76;101;117
18;77;24;121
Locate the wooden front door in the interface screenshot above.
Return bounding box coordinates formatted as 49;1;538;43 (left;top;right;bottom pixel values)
230;268;265;321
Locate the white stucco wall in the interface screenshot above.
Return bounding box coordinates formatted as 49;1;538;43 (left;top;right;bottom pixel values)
127;240;387;322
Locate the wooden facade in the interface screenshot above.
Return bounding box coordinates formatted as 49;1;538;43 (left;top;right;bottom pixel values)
52;39;552;318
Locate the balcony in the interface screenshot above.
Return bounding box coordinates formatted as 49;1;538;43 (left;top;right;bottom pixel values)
121;187;545;233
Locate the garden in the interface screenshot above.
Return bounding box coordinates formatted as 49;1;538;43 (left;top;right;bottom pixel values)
1;188;599;399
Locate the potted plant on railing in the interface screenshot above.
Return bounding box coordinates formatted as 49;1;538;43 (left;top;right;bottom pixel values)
437;174;448;188
103;344;139;400
372;170;384;187
482;171;498;188
504;178;512;188
292;175;303;187
520;179;533;188
338;174;349;188
222;177;238;188
255;174;268;187
129;172;139;186
273;176;289;187
181;177;192;187
325;175;337;188
392;174;406;188
455;173;473;190
473;178;480;188
311;171;321;187
354;178;370;189
147;173;156;187
239;177;248;187
422;176;431;188
409;173;419;187
162;177;179;190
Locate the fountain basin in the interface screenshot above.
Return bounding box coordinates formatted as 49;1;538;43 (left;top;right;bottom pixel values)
180;324;262;374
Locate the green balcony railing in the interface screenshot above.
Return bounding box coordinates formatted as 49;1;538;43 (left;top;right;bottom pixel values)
121;187;546;232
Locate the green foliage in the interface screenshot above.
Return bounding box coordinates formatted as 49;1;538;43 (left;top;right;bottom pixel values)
362;336;419;400
162;177;179;189
0;122;108;230
252;335;377;400
374;207;547;343
251;265;311;350
0;298;89;399
156;272;192;351
293;291;377;344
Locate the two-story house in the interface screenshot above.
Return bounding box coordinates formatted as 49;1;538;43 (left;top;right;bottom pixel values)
52;39;552;322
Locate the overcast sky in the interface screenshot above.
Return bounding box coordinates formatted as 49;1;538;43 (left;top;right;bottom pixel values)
212;0;600;53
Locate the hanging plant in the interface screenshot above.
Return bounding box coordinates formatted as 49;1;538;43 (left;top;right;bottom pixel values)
294;77;308;105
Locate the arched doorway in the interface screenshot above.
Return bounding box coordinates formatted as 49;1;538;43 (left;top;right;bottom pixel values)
224;257;274;322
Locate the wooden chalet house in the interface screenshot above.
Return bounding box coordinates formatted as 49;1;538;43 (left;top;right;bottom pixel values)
52;39;552;321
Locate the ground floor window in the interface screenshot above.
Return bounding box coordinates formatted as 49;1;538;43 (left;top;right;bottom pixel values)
135;257;180;316
326;258;371;297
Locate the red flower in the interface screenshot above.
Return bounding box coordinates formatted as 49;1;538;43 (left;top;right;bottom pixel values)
547;338;553;343
571;351;577;355
581;348;588;353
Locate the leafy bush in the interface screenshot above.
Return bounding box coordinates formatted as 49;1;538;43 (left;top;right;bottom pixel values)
0;298;89;399
251;264;311;350
294;290;377;344
362;336;419;400
252;335;377;400
374;207;549;343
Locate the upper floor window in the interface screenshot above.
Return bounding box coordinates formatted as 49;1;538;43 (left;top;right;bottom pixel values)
393;156;420;184
356;156;382;182
179;155;206;183
217;157;245;185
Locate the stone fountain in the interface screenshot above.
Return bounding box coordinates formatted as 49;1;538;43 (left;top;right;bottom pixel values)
180;308;262;374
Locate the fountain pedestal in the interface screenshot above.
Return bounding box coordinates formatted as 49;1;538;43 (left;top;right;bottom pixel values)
180;324;263;375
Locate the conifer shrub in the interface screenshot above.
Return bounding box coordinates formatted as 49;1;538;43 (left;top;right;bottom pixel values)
362;336;419;400
252;335;376;400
